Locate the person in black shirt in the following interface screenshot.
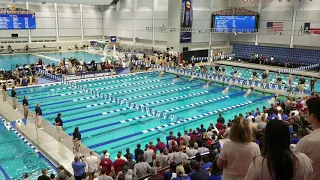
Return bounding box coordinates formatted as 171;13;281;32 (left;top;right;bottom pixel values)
22;95;29;119
2;82;7;102
310;77;316;91
37;169;50;180
55;113;63;141
35;103;43;129
11;86;17;110
72;127;82;155
134;144;144;161
252;71;258;81
298;76;306;93
217;114;225;124
276;74;282;85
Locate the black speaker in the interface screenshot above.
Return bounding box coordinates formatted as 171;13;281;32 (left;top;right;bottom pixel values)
11;34;18;38
183;47;189;52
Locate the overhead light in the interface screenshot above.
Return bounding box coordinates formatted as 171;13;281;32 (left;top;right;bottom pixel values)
234;32;237;35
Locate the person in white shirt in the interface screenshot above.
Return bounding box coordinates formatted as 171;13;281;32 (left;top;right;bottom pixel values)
170;146;189;164
218;118;261;180
247;112;255;124
245;120;313;180
294;97;320;180
186;141;199;157
144;145;154;166
86;151;99;180
114;151;127;161
183;130;191;146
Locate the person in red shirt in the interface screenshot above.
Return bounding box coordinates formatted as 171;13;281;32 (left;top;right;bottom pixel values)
176;132;184;146
149;141;157;153
190;130;198;142
216;121;223;130
99;155;113;175
156;138;166;151
219;125;227;136
113;153;126;175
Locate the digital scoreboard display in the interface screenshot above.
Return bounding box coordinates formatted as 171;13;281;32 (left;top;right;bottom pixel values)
0;14;36;29
213;15;256;32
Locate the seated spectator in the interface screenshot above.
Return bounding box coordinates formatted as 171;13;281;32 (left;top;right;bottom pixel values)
218;118;260;180
148;167;164;180
198;142;209;154
163;162;177;180
245;120;313;180
201;155;212;171
190;160;209;180
209;159;222;180
173;165;191;180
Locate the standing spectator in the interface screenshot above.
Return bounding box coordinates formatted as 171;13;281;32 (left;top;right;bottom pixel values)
134;155;152;179
156;148;168;168
11;86;17;110
245;120;313;180
72;156;86;180
56;165;72;180
86;151;99;180
134;144;144;162
218;118;260;180
166;131;176;148
99;154;113;175
38;169;50;180
310;77;316;92
97;168;113;180
35;103;43;129
115;151;127;161
55;113;63;141
298;76;306;93
125;154;136;170
100;150;110;160
124;148;132;160
144;144;154;166
294;97;320;180
190;161;209;180
186;141;198;157
183;130;191;146
148;167;165;180
114;153;126;175
72;127;82;155
217;114;225;124
149;141;157;153
22;95;28;119
156;138;166;151
2;82;7;102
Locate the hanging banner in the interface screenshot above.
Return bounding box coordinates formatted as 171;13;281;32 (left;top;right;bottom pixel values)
180;0;193;43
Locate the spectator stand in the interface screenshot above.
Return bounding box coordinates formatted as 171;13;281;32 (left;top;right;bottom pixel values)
190;54;236;63
233;44;320;67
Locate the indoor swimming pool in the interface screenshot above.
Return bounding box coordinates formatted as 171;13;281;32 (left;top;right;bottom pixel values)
0;120;56;180
14;71;272;158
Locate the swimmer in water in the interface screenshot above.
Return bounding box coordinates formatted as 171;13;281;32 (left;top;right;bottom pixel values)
174;74;180;81
159;70;165;78
222;83;232;94
189;75;196;81
244;87;253;98
268;93;279;105
204;80;212;88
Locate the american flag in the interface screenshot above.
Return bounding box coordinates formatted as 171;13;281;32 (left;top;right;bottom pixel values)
267;22;284;32
304;23;320;35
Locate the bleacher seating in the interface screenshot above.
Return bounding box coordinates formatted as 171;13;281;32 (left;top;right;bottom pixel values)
233;44;320;66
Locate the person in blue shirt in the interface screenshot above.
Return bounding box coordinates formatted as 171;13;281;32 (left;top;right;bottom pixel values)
173;165;191;180
201;155;212;170
163;162;177;180
72;156;86;180
209;159;222;180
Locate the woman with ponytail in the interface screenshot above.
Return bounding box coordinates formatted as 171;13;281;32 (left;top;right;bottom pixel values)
245;120;313;180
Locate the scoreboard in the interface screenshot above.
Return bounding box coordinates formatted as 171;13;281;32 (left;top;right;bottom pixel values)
0;14;36;29
213;16;256;33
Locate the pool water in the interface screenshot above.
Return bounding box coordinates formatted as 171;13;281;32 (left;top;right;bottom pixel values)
0;121;55;180
15;71;271;159
195;65;319;92
0;51;103;71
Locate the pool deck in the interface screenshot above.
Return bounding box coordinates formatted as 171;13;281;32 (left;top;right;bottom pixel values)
213;60;320;78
